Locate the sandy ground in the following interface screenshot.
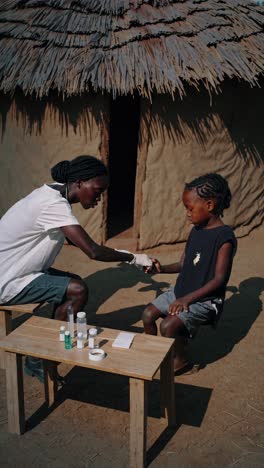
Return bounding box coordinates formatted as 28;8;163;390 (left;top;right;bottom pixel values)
0;227;264;468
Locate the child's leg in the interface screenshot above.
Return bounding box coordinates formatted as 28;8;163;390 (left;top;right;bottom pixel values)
160;301;219;373
142;304;163;335
142;287;176;335
160;315;190;371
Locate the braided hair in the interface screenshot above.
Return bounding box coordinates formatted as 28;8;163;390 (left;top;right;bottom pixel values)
51;155;107;183
185;173;232;216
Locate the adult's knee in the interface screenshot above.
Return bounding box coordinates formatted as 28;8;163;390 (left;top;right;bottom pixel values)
67;279;88;302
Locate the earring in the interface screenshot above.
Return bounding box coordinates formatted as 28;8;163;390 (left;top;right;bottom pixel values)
65;183;68;201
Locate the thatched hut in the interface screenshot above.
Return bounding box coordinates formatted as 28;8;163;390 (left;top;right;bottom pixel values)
0;0;264;249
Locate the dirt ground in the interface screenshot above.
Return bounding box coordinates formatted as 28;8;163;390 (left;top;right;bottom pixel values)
0;227;264;468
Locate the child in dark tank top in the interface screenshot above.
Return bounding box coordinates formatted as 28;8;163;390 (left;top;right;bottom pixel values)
142;173;237;375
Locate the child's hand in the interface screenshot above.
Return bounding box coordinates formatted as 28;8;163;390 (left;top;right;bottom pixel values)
169;297;189;315
144;258;161;274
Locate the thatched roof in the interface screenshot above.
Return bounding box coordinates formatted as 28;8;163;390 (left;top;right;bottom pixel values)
0;0;264;98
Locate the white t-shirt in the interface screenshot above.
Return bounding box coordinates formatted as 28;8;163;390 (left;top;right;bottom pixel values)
0;184;79;303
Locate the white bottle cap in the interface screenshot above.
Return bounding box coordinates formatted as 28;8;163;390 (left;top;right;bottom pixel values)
77;311;86;319
65;331;70;336
77;332;83;338
60;326;66;331
89;328;97;336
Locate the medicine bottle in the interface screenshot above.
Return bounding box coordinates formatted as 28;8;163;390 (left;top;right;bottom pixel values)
88;328;97;349
67;303;75;338
59;325;65;342
76;311;87;339
77;332;84;349
64;330;72;350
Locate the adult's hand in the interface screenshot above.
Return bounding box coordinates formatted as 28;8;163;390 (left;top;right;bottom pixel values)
133;253;152;268
115;249;152;268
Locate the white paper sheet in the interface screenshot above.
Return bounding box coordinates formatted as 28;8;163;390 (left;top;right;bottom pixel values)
112;331;136;349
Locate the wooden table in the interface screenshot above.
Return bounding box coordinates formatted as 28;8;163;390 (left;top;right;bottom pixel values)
0;302;42;369
0;316;176;468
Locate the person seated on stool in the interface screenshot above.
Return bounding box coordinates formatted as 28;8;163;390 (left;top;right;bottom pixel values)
142;173;237;375
0;155;152;382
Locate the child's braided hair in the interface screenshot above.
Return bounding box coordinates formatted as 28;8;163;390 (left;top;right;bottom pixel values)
185;173;232;216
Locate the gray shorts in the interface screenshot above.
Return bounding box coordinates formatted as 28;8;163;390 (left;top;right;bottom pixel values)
152;286;222;338
3;268;77;306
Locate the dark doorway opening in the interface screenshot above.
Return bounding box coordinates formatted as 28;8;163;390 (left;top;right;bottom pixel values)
107;95;140;239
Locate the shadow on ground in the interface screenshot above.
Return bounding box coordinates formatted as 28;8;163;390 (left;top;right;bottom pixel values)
82;264;169;313
25;365;213;466
81;264;169;331
189;276;264;365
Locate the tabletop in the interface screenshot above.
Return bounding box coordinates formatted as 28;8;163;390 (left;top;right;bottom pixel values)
0;316;175;381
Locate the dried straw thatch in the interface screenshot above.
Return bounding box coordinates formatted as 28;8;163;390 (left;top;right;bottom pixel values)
0;0;264;98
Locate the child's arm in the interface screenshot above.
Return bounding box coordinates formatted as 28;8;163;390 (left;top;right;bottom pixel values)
169;242;234;315
146;252;185;274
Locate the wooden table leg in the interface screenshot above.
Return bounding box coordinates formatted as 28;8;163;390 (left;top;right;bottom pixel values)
0;311;12;369
5;352;25;434
160;347;176;427
129;378;147;468
43;360;58;407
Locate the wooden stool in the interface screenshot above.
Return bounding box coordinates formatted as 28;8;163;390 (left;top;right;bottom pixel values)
0;303;42;369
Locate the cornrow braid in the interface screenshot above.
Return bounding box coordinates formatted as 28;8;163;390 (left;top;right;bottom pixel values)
185;173;232;216
51;155;107;183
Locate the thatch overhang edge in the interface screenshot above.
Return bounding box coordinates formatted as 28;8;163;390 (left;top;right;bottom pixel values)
0;0;263;98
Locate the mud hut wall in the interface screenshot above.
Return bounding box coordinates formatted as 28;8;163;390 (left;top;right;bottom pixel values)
138;82;264;250
0;95;108;243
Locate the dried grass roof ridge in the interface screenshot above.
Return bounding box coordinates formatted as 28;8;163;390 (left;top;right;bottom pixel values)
0;0;264;98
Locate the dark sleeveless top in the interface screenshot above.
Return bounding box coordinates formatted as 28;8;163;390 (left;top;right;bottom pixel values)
175;225;237;301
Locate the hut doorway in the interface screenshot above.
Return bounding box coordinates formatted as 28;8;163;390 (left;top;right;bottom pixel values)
107;95;140;239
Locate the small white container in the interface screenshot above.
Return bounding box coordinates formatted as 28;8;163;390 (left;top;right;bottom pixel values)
77;332;84;349
88;328;97;349
59;325;66;342
88;349;106;361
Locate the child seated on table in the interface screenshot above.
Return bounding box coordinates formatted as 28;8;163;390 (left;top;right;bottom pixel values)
142;173;237;375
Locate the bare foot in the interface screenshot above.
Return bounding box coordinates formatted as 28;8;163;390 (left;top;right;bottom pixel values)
174;357;190;373
174;359;201;376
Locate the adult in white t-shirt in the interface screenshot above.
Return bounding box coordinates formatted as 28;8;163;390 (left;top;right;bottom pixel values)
0;155;152;381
